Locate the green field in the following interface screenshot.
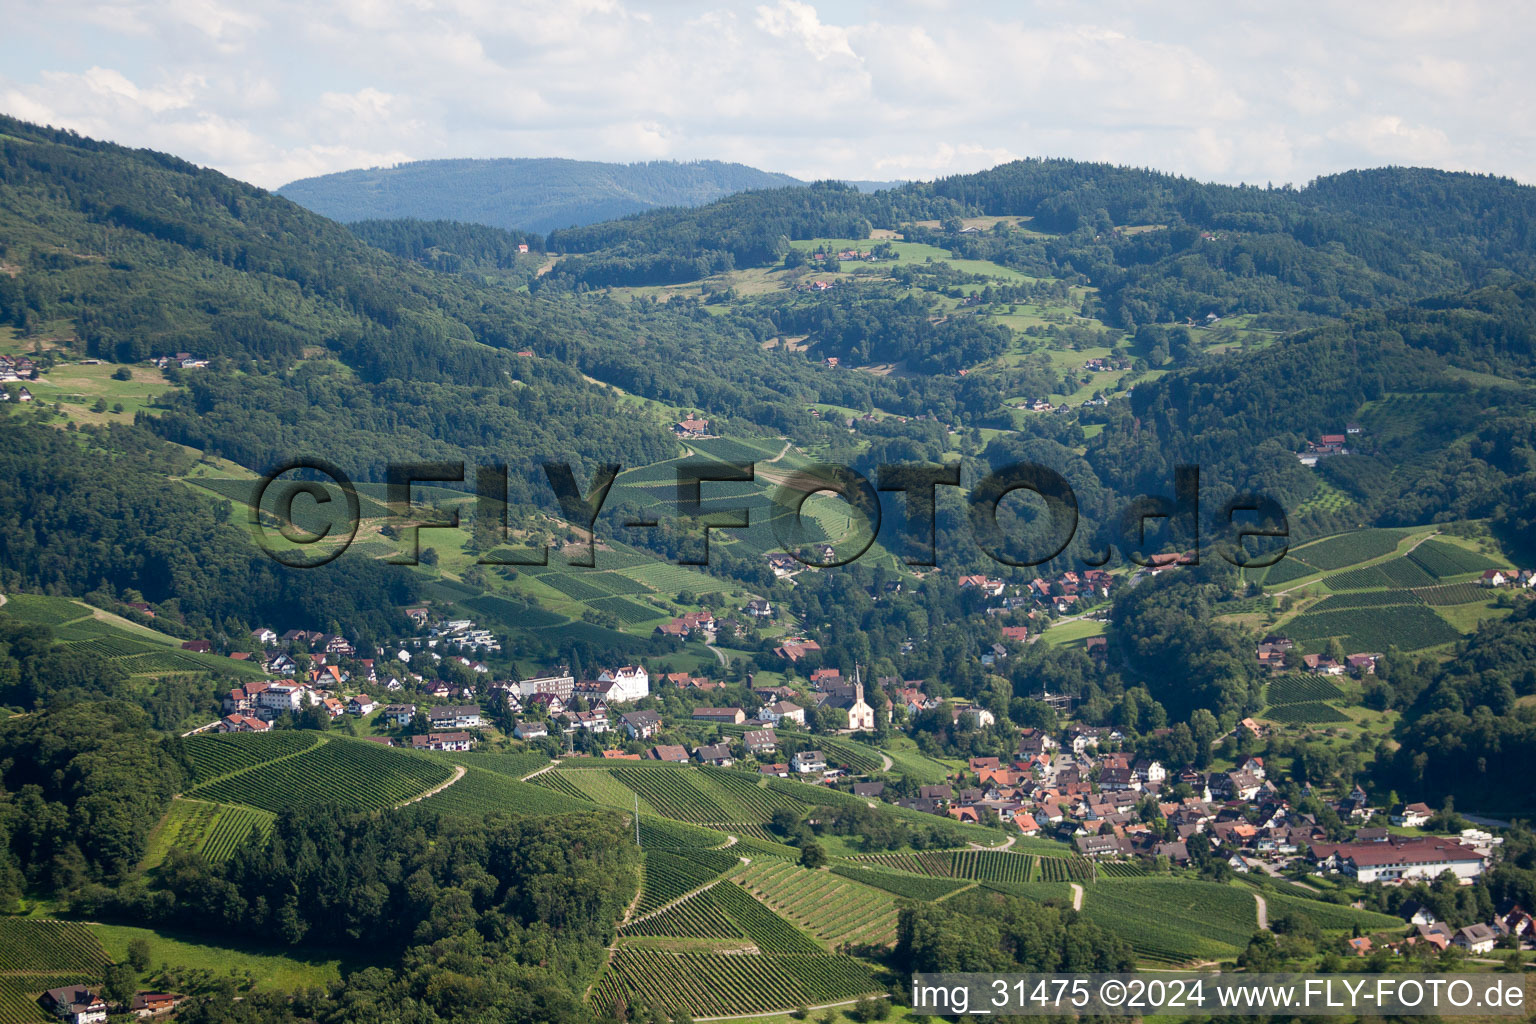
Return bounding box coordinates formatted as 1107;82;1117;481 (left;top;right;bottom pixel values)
592;947;879;1019
731;858;899;948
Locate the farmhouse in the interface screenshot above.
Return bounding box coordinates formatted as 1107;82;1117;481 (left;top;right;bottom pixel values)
40;986;108;1024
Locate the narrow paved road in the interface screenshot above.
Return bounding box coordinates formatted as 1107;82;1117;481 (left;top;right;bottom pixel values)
880;752;893;771
1254;891;1269;930
1070;883;1084;911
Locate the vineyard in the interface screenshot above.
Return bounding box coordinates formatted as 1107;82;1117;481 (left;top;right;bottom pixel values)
418;766;583;819
190;737;452;812
0;594;94;625
634;850;734;916
1308;590;1420;611
591;948;878;1018
622;881;823;954
1079;879;1258;964
1285;604;1461;653
1265;677;1346;705
1263;702;1352;724
183;732;322;784
1096;862;1146;878
1290;529;1408;571
1407;539;1502;578
0;919;110;972
1038;856;1094;882
829;863;971;899
1261;891;1404;932
946;850;1038;883
637;816;733;849
1414;581;1492;605
142;798;274;867
732;858;899;947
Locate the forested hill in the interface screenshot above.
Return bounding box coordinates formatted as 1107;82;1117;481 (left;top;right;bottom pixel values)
278;157;809;233
538;158;1536;327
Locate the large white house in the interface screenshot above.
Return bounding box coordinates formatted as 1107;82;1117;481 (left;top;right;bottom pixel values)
600;665;649;702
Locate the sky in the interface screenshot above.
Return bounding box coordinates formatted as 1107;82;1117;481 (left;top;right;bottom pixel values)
0;0;1530;191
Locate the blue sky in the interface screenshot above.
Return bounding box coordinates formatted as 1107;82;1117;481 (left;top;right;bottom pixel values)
1;0;1530;190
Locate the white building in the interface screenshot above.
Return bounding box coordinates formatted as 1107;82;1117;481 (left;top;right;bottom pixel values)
792;749;827;773
599;665;649;702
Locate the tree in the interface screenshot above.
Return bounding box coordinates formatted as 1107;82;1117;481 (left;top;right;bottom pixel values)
102;962;136;1009
800;841;827;869
126;937;152;972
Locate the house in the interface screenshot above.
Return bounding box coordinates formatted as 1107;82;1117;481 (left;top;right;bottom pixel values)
758;700;805;726
217;714;270;733
695;742;734;767
382;703;417;726
742;729;777;754
130;992;183;1018
746;598;773;618
1400;899;1438;926
251;628;278;646
411;731;475;752
675;416;710;437
1347;936;1373;957
1481;569;1511;588
650;744;690;763
1392;802;1434;827
599;666;649;702
429;705;482;729
1454;923;1499;953
347;696;378;716
321;697;346;719
692;707;746;725
852;781;885;798
513;720;548;740
773;640;821;662
181;639;212;653
40;986;108;1024
1302;653;1345;676
791;749;827;773
621;710;661;740
758;762;790;776
1075;834;1133;858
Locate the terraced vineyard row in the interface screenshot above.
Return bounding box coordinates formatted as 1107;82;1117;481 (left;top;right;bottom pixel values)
144;798;274;867
622;883;742;939
1096;862;1147;878
946;850;1037;883
1414;581;1490;605
853;851;957;876
830;863;971;899
182;732;322;783
1264;702;1353;724
732;858;898;948
1265;676;1346;705
1290;529;1408;570
637;816;731;849
593;948;877;1019
1079;879;1258;963
635;850;732;916
191;738;452;812
1407;539;1502;578
0;919;110;972
1285;604;1460;652
817;737;885;774
420;766;582;819
1038;856;1094;882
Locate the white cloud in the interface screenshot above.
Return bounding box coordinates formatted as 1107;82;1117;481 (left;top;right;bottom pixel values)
0;0;1531;189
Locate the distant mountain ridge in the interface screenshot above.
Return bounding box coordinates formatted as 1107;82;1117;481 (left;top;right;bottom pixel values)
279;157;878;234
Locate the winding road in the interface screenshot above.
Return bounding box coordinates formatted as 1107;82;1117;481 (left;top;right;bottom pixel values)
397;764;465;808
1253;891;1269;930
